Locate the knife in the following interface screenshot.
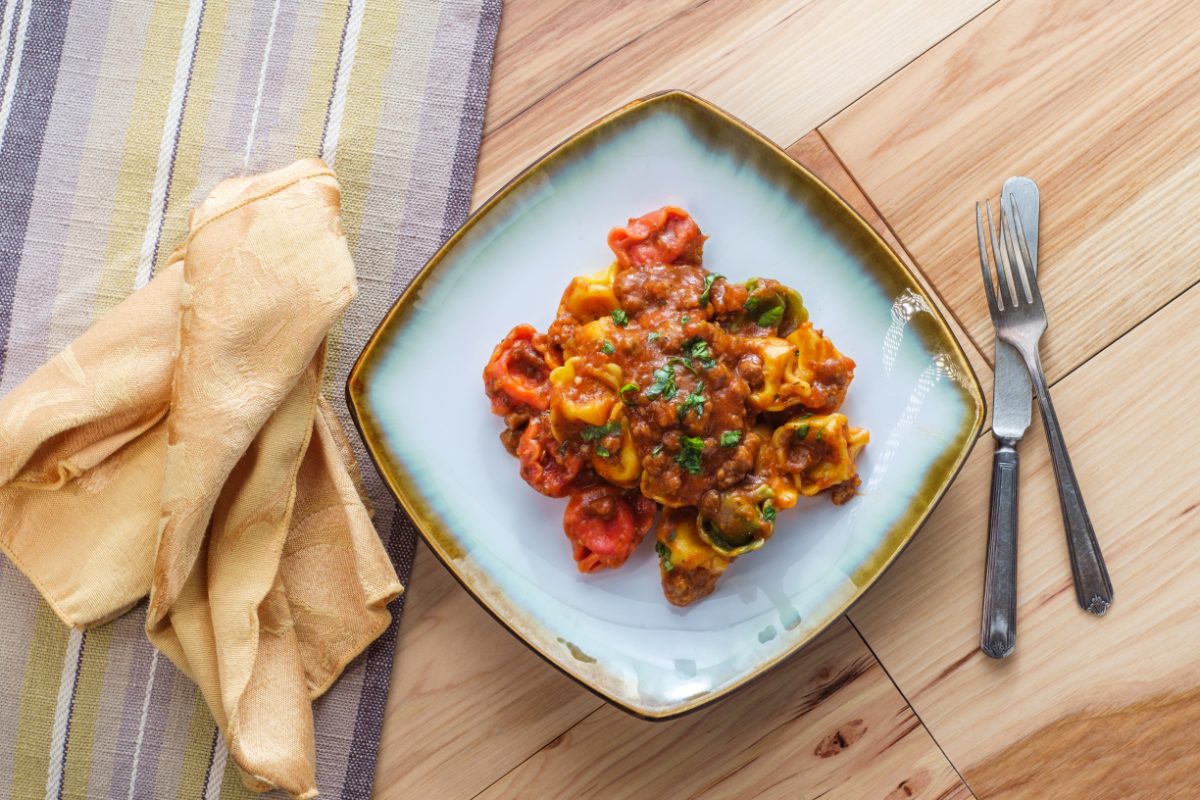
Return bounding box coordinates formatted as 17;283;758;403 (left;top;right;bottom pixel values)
980;176;1039;659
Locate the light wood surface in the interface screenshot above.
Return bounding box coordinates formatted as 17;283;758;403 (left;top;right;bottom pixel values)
375;1;1200;797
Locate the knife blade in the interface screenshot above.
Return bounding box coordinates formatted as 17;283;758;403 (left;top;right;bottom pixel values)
993;177;1039;440
980;177;1039;659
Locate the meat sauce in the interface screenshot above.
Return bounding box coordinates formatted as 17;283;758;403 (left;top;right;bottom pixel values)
484;207;868;605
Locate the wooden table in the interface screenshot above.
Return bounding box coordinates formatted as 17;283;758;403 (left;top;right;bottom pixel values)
374;2;1200;797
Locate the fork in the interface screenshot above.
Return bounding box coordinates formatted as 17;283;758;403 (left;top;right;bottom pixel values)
976;194;1114;616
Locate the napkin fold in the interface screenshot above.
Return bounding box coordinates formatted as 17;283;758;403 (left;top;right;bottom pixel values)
0;159;403;798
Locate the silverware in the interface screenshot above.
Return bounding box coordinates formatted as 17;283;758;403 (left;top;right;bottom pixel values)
979;178;1039;659
977;194;1114;617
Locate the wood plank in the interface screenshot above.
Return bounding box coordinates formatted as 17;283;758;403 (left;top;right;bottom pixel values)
473;0;997;207
846;281;1200;798
821;0;1200;382
477;618;973;800
485;0;703;135
372;544;600;800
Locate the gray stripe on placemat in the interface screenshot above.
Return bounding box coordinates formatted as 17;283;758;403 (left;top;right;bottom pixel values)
0;0;112;394
438;0;501;240
0;0;73;385
339;512;416;800
0;0;23;113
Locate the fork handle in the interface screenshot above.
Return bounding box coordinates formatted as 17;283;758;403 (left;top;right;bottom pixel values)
1023;351;1115;615
981;440;1019;658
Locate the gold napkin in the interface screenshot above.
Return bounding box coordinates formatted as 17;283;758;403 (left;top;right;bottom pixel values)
0;159;403;799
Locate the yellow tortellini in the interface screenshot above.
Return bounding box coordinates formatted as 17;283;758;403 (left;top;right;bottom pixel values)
558;262;618;322
746;323;850;413
548;356;622;439
760;413;869;506
590;406;641;488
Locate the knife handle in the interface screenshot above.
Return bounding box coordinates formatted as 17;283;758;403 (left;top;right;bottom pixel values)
981;440;1019;659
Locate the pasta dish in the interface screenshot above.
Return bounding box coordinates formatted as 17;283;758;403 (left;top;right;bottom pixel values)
483;207;868;605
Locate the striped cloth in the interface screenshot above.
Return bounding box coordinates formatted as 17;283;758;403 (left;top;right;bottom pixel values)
0;0;501;798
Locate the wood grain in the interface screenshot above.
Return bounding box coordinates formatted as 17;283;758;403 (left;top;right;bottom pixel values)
373;545;599;800
846;282;1200;798
473;0;997;206
476;619;973;800
822;0;1200;382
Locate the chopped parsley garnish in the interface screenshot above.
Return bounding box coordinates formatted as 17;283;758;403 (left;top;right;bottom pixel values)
744;296;761;314
611;308;628;327
651;443;664;456
720;430;743;447
647;332;662;344
761;499;777;522
757;305;783;327
557;441;569;455
595;445;612;458
682;337;717;369
668;355;699;375
699;273;723;307
675;436;705;475
655;540;674;572
644;364;679;400
601;339;615;355
676;382;706;421
793;423;811;440
680;315;690;324
580;421;621;442
814;427;825;443
619;382;639;404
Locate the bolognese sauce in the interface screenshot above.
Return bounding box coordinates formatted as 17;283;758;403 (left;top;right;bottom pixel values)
483;207;868;605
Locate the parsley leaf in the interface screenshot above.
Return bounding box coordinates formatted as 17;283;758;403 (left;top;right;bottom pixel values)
676;382;706;421
619;382;639;404
744;296;761;314
655;540;674;572
647;332;662;344
595;445;612;458
651;443;664;456
680;315;690;324
644;364;678;400
793;423;811;441
611;308;628;327
601;339;615;355
761;499;777;522
674;436;705;475
814;427;825;443
682;337;717;369
699;273;723;308
580;421;620;442
668;355;699;375
720;430;742;447
758;305;783;327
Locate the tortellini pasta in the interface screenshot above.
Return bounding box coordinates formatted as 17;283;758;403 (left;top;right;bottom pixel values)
746;323;854;413
548;356;622;438
759;413;869;507
558;262;618;322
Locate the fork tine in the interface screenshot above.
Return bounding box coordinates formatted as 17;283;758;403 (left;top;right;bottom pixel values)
976;202;1000;316
1001;193;1033;305
1006;191;1039;304
993;199;1022;307
986;200;1017;309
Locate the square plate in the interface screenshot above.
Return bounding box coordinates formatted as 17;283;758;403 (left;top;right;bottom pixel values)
347;91;984;718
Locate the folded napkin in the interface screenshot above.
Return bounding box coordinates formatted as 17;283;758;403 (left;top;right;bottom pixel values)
0;159;403;798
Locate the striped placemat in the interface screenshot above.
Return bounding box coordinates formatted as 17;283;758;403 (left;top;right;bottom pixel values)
0;0;501;797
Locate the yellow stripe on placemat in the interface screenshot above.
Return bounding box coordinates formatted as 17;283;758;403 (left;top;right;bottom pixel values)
59;624;113;799
175;695;217;800
293;0;350;159
153;0;234;276
8;603;71;798
320;0;407;390
91;0;193;318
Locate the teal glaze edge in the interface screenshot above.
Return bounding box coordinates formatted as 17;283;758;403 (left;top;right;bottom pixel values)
345;90;986;719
